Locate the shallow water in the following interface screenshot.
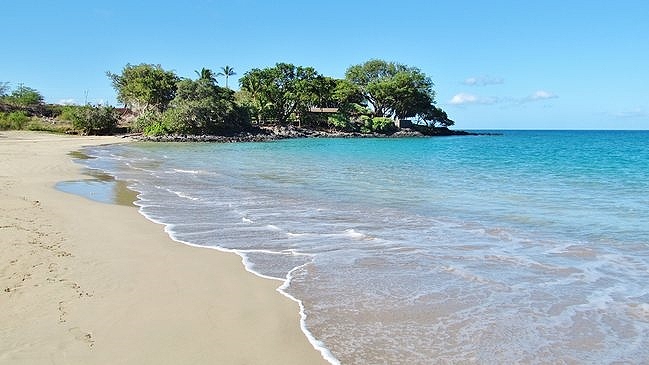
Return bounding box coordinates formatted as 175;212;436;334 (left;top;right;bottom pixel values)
56;169;138;206
78;131;649;364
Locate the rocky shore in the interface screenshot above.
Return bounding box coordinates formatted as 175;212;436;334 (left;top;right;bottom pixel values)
130;125;480;143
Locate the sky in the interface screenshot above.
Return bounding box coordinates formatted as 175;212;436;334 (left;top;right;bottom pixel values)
2;0;648;130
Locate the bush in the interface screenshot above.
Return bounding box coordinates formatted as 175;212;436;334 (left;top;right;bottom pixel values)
143;121;170;136
328;114;354;131
70;105;118;135
56;105;81;122
370;117;398;134
359;115;372;133
0;112;9;130
0;111;31;130
130;109;174;135
131;110;159;133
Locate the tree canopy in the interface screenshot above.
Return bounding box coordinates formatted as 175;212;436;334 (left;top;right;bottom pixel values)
162;77;248;134
0;82;9;98
239;63;327;125
107;63;179;113
341;59;454;128
103;58;455;136
2;84;44;107
1;59;458;137
69;105;119;135
344;60;432;118
218;66;236;88
195;68;217;84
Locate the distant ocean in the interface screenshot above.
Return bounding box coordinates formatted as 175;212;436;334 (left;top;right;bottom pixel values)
79;130;649;364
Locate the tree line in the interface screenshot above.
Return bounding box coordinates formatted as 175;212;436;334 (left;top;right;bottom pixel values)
1;59;455;136
108;59;455;136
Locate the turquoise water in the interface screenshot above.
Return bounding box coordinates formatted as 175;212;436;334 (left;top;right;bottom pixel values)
80;131;649;364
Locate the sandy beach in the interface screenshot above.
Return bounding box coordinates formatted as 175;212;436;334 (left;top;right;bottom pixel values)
0;131;328;364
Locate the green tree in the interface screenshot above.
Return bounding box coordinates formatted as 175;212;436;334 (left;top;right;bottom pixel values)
0;82;9;98
158;78;249;135
344;59;437;120
236;76;269;124
107;64;179;114
239;63;323;125
195;68;217;84
418;106;455;128
4;85;44;107
70;105;119;135
217;65;236;89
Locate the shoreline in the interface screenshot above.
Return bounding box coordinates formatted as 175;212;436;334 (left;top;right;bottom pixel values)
0;131;329;364
130;125;480;143
63;146;341;363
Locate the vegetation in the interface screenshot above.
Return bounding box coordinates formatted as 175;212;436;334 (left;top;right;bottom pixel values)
128;69;250;136
107;63;179;113
0;82;9;98
218;66;236;89
239;63;329;125
0;83;102;134
1;58;460;137
2;85;44;107
0;111;30;130
68;105;119;135
343;59;454;127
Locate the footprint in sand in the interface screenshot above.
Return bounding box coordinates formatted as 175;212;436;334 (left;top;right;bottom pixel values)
68;327;95;348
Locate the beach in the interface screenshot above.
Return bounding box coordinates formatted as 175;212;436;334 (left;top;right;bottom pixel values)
0;131;327;364
78;132;649;364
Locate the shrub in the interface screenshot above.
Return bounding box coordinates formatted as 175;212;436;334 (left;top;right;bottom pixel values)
0;112;8;130
56;105;81;122
131;110;157;133
130;109;169;135
142;121;168;136
71;105;118;135
0;111;31;130
359;115;372;133
328;114;354;132
370;117;398;134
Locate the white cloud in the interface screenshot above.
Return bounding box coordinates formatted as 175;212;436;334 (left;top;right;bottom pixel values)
463;76;504;86
527;90;557;101
448;89;558;107
449;93;498;105
58;99;77;105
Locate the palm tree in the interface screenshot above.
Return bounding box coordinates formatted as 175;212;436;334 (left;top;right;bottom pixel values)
217;65;236;89
194;68;217;84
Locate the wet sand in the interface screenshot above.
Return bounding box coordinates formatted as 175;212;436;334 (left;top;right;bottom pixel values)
0;131;327;364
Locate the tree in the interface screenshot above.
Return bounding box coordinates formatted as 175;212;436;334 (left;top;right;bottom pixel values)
237;75;267;123
107;64;179;114
4;85;44;106
70;105;119;135
217;65;236;89
418;106;455;128
239;63;323;125
344;59;437;120
155;78;249;135
0;82;9;98
194;68;217;84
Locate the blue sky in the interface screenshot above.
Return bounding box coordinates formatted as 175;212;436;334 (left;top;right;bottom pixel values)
3;0;648;129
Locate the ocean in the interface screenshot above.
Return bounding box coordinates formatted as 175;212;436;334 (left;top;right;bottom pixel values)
76;130;649;364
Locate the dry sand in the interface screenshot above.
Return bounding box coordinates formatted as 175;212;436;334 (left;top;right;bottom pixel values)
0;131;328;364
